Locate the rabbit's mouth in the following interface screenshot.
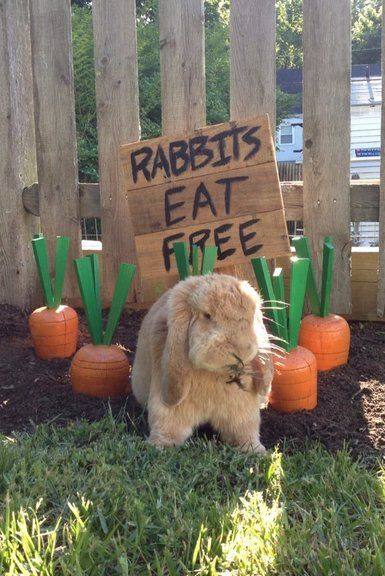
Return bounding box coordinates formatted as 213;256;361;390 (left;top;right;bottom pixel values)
226;354;249;391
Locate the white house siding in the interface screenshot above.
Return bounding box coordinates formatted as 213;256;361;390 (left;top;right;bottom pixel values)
276;117;303;163
351;106;381;179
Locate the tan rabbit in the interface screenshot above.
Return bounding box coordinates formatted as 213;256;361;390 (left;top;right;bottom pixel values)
131;273;274;453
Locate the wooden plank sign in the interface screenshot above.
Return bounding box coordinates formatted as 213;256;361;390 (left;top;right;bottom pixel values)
120;114;290;293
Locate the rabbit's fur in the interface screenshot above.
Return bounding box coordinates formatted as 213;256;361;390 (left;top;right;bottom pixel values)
131;273;273;453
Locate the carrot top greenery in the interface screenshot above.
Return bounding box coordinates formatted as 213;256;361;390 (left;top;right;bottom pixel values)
32;234;71;310
173;242;218;279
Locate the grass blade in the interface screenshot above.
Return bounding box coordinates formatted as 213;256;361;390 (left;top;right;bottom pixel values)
288;258;310;349
103;264;136;345
32;237;54;308
272;268;289;350
292;236;321;316
173;242;190;280
320;236;335;317
200;246;217;274
53;236;70;308
74;257;102;344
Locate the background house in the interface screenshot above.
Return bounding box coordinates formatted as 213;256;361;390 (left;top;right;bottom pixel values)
276;64;381;246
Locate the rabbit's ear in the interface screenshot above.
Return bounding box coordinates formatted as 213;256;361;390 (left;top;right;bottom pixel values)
160;282;194;406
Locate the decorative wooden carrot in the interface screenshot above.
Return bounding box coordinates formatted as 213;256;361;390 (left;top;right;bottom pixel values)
252;256;317;413
292;236;350;371
173;242;218;278
70;254;136;398
29;235;78;359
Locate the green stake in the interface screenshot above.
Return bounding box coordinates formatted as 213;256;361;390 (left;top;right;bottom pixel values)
291;236;321;315
191;245;199;276
201;246;217;275
103;263;137;345
320;236;334;317
251;257;281;331
173;242;190;280
74;257;102;345
87;254;103;342
288;258;310;350
53;236;70;309
272;268;289;349
32;237;54;308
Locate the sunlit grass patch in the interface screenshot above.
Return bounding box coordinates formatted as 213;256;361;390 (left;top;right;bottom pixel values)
0;415;384;575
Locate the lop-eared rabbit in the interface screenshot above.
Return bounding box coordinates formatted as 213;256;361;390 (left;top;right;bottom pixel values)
132;273;273;453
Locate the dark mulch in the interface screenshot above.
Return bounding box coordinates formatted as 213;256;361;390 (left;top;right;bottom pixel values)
0;304;384;460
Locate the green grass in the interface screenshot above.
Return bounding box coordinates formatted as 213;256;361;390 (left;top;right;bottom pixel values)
0;415;384;575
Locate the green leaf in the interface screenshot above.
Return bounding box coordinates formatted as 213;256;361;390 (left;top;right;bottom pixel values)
32;237;54;309
173;242;190;280
320;237;335;317
103;264;136;345
73;257;102;344
200;246;217;275
272;268;289;350
53;236;70;308
288;258;310;350
191;245;200;276
86;254;103;341
291;236;321;316
251;257;280;334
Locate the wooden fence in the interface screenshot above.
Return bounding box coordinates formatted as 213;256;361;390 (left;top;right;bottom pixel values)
0;0;384;320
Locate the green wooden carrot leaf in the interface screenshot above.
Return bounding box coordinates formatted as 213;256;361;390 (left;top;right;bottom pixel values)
200;246;217;275
320;237;335;317
191;245;199;276
32;237;54;309
173;242;190;280
251;257;281;332
288;258;310;350
74;257;103;345
86;254;103;342
53;236;70;308
291;236;321;316
272;268;289;349
103;263;137;345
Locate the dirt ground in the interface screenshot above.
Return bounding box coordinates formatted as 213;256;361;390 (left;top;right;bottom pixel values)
0;304;384;461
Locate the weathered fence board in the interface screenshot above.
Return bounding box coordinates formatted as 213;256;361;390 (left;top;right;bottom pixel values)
0;0;39;309
377;1;385;316
230;0;276;127
30;0;80;298
93;0;140;301
159;0;205;135
303;0;351;314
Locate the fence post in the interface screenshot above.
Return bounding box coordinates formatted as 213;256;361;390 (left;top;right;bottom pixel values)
303;0;352;314
230;0;276;128
93;0;140;303
0;0;40;309
377;1;385;317
159;0;205;136
30;0;81;299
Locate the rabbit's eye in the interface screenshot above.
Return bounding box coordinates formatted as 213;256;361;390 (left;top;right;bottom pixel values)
203;312;211;320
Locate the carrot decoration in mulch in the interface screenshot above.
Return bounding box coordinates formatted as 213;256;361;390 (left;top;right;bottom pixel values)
173;242;218;279
252;255;317;413
29;234;78;359
70;254;136;398
292;236;351;371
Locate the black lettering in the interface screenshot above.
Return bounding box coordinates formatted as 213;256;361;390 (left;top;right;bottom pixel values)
230;125;248;159
214;224;236;260
188;229;210;255
242;126;261;161
210;129;232;167
130;147;153;184
164;186;186;227
162;232;185;272
189;135;214;170
169;140;190;176
239;219;262;256
192;182;217;220
151;144;171;180
216;176;249;215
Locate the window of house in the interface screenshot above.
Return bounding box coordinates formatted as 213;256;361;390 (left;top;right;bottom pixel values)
280;125;294;145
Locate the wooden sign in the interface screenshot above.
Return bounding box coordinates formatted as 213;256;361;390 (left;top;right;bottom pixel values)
120;114;290;290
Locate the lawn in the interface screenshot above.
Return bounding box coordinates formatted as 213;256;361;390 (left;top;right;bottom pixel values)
1;414;384;575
